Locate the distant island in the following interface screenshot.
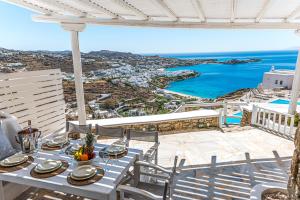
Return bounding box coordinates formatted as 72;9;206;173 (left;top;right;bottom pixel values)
219;58;261;65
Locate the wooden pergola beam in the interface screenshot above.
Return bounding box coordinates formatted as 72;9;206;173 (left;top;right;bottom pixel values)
152;0;178;21
191;0;206;22
4;0;54;14
75;0;122;19
230;0;237;23
286;5;300;22
41;0;90;17
33;14;300;29
111;0;148;20
255;0;273;23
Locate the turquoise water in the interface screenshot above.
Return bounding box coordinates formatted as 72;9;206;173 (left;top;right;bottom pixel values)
270;99;300;105
225;99;299;124
226;112;242;124
162;50;297;99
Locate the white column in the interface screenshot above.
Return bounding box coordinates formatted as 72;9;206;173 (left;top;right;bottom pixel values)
289;30;300;114
62;23;87;125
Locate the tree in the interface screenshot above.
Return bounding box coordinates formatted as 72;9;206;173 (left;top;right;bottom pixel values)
103;99;117;110
288;123;300;199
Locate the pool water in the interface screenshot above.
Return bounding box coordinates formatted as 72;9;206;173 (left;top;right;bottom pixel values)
226;112;242;124
224;99;298;125
271;99;300;105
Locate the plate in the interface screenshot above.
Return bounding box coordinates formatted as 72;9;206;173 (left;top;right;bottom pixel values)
106;145;126;155
71;165;97;180
47;138;68;147
0;154;28;167
35;160;62;173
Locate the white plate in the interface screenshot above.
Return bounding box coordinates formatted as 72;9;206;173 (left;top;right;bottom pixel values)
36;160;62;172
71;165;97;179
34;162;62;174
47;138;68;147
107;145;125;154
0;154;28;167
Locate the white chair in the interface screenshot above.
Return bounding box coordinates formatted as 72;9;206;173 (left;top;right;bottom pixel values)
118;156;184;200
127;129;159;165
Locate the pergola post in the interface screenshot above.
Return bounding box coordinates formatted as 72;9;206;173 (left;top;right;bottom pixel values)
61;23;87;125
289;30;300;114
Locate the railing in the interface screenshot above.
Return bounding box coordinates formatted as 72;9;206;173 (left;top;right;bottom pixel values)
251;105;295;137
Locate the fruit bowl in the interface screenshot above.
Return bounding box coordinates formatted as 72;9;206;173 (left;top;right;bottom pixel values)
75;156;95;165
73;145;96;165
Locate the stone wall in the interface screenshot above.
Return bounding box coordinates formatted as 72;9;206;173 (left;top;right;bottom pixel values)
105;117;219;134
241;109;252;127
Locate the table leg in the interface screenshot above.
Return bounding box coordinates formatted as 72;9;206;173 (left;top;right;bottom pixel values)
0;181;5;200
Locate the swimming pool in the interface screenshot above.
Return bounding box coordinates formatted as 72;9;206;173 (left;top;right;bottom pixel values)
270;99;300;105
224;99;298;124
226;112;242;124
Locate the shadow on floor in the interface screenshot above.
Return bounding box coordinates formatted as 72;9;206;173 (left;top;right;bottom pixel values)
173;150;291;200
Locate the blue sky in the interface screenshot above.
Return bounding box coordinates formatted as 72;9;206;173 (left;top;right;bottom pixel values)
1;1;300;54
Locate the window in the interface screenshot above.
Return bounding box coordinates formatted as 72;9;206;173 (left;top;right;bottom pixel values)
280;80;283;85
275;80;278;84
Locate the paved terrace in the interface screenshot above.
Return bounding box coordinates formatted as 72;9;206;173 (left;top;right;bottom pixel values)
18;128;293;199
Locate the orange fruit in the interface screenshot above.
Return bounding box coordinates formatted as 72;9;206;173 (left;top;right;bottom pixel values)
80;154;89;161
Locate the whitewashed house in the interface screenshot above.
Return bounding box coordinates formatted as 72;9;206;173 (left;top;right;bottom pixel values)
261;66;294;89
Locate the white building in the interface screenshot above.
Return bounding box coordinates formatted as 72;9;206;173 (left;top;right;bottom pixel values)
261;66;294;89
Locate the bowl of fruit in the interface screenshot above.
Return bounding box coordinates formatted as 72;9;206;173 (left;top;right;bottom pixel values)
73;133;96;165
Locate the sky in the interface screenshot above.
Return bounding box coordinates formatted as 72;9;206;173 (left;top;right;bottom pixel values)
1;1;300;54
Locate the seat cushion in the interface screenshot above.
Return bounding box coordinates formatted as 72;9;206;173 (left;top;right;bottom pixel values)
0;125;16;160
1;117;22;151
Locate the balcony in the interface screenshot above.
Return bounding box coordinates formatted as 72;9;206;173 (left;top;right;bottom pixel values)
0;69;295;200
1;0;300;199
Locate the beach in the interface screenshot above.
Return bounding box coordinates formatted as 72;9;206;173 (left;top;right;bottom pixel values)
163;89;202;100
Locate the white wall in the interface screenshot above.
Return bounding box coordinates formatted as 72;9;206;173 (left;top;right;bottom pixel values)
262;73;294;89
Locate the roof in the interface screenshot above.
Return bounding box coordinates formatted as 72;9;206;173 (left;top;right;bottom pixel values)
266;69;295;75
4;0;300;29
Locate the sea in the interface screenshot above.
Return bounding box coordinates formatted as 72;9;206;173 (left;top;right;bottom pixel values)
159;50;298;99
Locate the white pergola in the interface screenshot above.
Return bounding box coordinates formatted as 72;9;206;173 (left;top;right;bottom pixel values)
4;0;300;124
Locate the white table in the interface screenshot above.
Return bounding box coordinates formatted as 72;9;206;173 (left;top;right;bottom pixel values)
0;142;142;200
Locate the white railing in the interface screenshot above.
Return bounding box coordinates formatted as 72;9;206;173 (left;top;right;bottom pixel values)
251;105;295;137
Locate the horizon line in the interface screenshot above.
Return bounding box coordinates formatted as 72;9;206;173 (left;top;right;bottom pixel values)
0;45;298;55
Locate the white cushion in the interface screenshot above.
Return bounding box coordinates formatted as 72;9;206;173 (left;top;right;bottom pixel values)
1;116;22;151
0;126;16;160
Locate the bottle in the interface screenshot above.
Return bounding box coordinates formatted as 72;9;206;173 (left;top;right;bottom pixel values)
24;120;31;152
27;120;32;134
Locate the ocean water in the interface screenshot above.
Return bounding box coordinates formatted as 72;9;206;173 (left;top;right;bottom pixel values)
162;50;298;99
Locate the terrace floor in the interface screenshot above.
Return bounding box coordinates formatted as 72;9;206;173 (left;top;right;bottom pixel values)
18;128;293;199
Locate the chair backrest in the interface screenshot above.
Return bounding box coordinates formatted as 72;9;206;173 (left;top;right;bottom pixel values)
95;124;124;139
127;129;159;143
168;156;179;198
66;122;92;134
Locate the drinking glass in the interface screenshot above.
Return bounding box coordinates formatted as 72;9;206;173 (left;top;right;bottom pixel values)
36;137;42;158
100;149;111;172
59;135;67;154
